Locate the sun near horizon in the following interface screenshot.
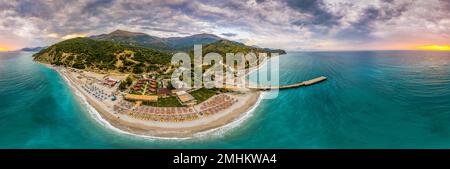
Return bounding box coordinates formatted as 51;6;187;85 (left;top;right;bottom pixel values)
416;45;450;51
0;47;10;51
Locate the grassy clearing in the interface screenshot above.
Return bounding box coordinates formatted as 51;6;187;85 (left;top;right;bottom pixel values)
143;96;183;107
190;88;218;103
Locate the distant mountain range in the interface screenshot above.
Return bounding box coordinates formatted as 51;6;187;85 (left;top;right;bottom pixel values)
90;30;223;51
33;30;286;73
21;46;46;52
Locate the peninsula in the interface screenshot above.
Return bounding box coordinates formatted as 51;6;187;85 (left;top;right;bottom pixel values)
33;30;288;138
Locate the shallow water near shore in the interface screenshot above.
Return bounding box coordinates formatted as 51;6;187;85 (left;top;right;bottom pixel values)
1;51;450;148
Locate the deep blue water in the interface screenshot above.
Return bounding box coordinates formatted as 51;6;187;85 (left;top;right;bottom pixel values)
0;51;450;148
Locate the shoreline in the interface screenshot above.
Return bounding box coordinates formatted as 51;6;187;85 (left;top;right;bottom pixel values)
43;63;262;139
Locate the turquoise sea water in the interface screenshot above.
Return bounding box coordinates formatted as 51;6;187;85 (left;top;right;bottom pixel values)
1;51;450;148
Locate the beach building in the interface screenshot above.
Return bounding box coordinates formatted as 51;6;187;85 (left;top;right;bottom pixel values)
132;87;141;92
124;94;158;102
176;91;196;106
158;88;170;97
102;78;119;87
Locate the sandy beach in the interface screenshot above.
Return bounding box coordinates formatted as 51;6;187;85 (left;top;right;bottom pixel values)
46;64;261;138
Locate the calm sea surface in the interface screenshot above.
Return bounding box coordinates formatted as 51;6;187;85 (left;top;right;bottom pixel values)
1;51;450;148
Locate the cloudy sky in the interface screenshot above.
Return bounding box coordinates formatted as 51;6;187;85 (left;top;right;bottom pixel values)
1;0;450;51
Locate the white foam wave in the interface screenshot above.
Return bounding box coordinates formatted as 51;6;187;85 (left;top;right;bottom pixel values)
192;92;266;139
55;67;266;141
59;71;191;140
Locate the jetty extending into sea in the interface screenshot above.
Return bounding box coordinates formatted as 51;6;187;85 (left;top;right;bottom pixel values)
248;76;327;90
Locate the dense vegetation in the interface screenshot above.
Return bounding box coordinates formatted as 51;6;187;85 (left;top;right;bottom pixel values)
33;30;286;74
164;33;222;50
197;40;286;56
33;37;171;73
91;30;172;50
119;76;133;91
91;30;222;51
188;40;286;70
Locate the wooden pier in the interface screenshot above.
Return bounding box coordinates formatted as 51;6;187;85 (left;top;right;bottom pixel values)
248;76;327;90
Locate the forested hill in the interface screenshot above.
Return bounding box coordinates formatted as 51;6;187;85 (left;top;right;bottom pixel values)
90;30;223;51
197;40;287;56
33;37;171;74
33;30;286;74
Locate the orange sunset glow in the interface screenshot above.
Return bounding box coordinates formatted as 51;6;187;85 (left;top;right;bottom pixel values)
416;45;450;51
0;47;10;51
